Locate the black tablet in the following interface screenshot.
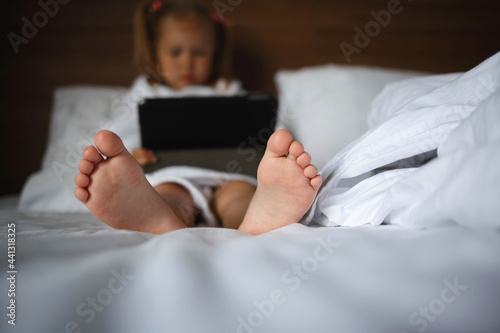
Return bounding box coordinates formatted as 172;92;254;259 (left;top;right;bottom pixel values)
138;94;278;151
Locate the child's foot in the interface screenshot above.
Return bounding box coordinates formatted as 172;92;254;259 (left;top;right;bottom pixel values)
74;130;187;234
238;129;322;235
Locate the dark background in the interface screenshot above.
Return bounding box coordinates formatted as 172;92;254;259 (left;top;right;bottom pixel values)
1;0;499;196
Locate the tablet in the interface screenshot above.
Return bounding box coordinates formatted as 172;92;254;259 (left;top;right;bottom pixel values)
138;94;278;151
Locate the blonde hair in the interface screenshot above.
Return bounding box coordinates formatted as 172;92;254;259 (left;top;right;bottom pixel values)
133;0;232;86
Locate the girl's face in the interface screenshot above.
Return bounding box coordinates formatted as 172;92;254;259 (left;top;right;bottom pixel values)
156;15;214;90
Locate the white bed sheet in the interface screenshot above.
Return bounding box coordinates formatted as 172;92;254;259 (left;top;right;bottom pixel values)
1;196;499;333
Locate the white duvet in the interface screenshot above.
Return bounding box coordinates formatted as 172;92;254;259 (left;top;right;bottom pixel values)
305;51;500;230
2;53;500;333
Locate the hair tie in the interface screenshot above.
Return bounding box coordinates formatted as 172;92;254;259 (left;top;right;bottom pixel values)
150;0;162;12
210;12;234;27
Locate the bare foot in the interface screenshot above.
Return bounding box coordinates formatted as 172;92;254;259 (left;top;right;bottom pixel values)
74;130;187;234
238;130;322;235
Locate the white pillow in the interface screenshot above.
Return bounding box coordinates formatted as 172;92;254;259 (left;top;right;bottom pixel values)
19;86;128;212
274;64;424;169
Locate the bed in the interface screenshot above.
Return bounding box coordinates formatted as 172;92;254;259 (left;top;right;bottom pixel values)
2;53;500;332
2;1;500;332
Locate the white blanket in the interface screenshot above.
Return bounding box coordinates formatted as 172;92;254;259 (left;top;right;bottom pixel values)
304;51;500;230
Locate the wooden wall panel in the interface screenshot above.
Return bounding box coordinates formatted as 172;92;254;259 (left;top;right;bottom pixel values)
1;0;499;196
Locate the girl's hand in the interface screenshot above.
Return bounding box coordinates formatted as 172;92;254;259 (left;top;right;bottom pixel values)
132;148;158;166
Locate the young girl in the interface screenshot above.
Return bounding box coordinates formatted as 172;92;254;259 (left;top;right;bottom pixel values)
128;0;238;165
74;0;322;235
108;0;258;230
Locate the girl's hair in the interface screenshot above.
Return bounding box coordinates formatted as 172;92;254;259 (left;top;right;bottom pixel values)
133;0;232;86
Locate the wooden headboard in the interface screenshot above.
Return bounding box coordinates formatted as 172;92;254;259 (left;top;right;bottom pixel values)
1;0;499;196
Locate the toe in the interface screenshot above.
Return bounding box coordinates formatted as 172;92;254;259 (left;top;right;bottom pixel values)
83;146;103;164
288;141;304;159
266;129;293;157
310;175;323;191
75;173;90;188
78;159;94;175
94;130;127;158
74;187;89;203
296;152;312;168
304;164;318;178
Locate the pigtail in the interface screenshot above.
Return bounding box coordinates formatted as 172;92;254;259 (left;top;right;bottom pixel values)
209;17;233;84
133;2;153;82
133;1;164;85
